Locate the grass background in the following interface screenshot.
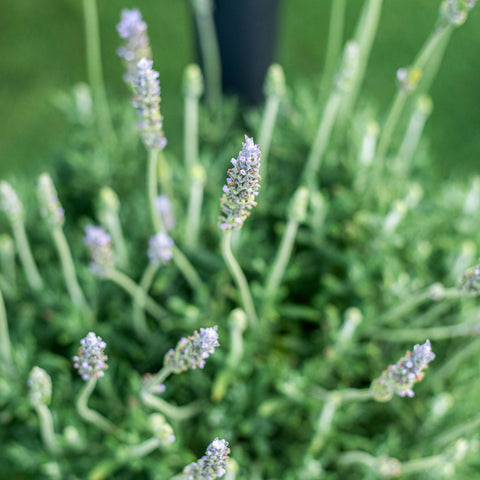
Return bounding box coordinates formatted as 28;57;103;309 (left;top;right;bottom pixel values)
1;0;479;179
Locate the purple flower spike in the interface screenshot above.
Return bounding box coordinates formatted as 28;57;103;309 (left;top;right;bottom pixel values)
132;58;167;150
83;225;114;277
73;332;108;381
183;437;230;479
116;9;152;83
164;326;220;374
371;340;435;401
148;232;174;265
219;135;261;231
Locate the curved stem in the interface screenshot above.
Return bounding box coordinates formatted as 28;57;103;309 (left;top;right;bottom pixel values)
123;437;162;459
82;0;116;147
106;268;166;320
258;94;281;182
0;287;11;367
52;228;88;309
132;262;159;339
11;218;43;292
35;403;59;455
221;233;258;327
141;391;202;421
76;377;115;434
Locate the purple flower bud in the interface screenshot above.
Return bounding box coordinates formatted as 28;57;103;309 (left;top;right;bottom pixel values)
155;194;176;230
116;9;152;83
371;340;435;401
219;136;261;231
147;232;174;264
132;58;167;150
37;173;65;228
164;326;220;373
83;225;115;277
183;437;230;479
72;332;108;381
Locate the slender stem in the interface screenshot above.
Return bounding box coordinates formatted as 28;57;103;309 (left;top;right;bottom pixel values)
338;0;383;122
184;94;199;171
157;150;172;199
265;218;299;301
147;366;174;388
339;451;377;469
185;171;205;250
373;320;480;342
172;245;207;298
102;213;129;271
400;455;444;475
319;0;346;101
141;391;202;420
308;393;341;455
82;0;116;147
148;148;163;233
302;90;342;185
0;287;11;367
375;24;451;165
106;268;166;320
191;0;222;112
76;377;116;434
258;95;281;182
35;403;59;455
52;228;88;309
11;218;43;292
132;262;159;339
312;386;373;403
123;437;162;459
436;413;480;448
221;233;258;327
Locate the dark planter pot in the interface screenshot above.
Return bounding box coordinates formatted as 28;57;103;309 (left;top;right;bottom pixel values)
213;0;281;104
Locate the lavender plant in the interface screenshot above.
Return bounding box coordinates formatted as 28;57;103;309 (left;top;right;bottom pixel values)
2;1;480;478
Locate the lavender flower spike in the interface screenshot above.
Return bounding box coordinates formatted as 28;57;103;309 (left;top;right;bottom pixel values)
37;173;65;228
371;339;435;401
28;366;52;406
148;232;174;265
155;194;176;230
83;225;115;277
219;136;261;231
0;181;23;221
73;332;108;381
117;9;152;84
132;58;167;150
183;437;230;480
164;326;220;373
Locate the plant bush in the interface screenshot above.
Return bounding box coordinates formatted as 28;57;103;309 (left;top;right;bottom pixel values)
1;1;480;479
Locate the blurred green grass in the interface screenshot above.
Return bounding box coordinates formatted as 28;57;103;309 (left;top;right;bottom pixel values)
0;0;479;179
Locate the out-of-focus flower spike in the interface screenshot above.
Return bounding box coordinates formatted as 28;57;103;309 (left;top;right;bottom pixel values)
37;173;65;229
371;339;435;401
335;41;360;93
264;63;286;98
440;0;476;26
183;63;204;99
155;195;176;231
28;366;52;406
117;9;152;84
183;437;231;479
164;326;220;373
0;181;23;222
148;232;174;265
83;225;115;277
132;58;167;150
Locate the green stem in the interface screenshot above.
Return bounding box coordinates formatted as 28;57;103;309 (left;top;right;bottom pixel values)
436;413;480;448
338;0;383;122
319;0;346;101
0;287;11;367
101;213;129;271
400;455;444;475
82;0;116;147
302;90;342;185
52;228;88;309
312;386;373;403
172;245;207;297
141;391;202;421
221;233;258;327
373;320;480;342
308;393;341;455
339;451;377;469
76;377;116;434
191;0;222;112
11;218;43;292
106;268;166;320
123;437;162;459
148;148;163;233
265;217;299;301
35;403;59;455
132;262;159;339
185;170;205;250
258;94;281;182
375;23;451;165
184;93;199;172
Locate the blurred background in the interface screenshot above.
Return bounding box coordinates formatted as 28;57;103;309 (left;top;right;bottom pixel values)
1;0;479;179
